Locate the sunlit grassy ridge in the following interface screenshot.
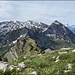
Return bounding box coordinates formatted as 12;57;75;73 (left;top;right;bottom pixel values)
6;48;75;75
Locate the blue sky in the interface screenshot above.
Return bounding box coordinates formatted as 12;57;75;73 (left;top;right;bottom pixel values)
0;1;75;25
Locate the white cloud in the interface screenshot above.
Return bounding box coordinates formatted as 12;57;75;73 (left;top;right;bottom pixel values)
0;1;75;25
0;1;14;20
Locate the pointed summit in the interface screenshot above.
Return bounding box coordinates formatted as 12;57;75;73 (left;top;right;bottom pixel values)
44;20;75;44
52;20;63;26
27;20;33;24
55;20;60;23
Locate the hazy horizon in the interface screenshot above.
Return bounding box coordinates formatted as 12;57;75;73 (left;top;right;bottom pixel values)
0;1;75;25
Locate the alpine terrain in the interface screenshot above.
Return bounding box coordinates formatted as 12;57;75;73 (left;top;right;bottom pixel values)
0;20;75;75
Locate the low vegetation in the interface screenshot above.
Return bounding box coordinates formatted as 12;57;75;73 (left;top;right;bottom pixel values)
0;48;75;75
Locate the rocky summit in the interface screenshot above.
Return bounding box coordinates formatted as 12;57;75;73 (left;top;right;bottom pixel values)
45;20;75;43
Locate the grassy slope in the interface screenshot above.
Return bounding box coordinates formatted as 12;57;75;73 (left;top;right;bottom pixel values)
9;48;75;75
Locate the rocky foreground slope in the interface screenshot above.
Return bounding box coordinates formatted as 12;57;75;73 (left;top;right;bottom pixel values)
0;48;75;75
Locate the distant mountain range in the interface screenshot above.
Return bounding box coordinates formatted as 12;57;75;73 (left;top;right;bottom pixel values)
66;25;75;34
0;20;75;61
0;20;48;41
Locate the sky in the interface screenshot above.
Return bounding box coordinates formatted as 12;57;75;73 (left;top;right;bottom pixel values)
0;1;75;25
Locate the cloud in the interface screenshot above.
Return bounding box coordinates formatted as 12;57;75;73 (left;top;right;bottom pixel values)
0;1;13;20
0;1;75;25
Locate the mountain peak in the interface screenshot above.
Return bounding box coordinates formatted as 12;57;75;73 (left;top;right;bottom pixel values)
52;20;62;25
55;20;59;22
27;20;33;24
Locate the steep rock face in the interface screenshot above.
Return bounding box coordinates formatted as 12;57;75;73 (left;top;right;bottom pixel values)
3;35;42;62
0;26;56;50
0;20;48;42
44;20;75;44
1;27;28;45
27;28;56;50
